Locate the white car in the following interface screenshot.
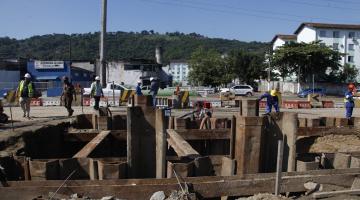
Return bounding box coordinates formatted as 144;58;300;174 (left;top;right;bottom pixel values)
220;85;254;96
83;83;132;97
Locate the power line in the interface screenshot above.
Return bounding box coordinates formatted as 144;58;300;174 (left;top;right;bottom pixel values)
139;0;360;25
180;0;359;24
314;0;360;5
280;0;360;12
139;0;304;23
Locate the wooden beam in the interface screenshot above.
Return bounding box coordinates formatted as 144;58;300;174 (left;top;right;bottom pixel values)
297;126;360;137
174;129;230;140
73;131;111;158
167;129;200;159
65;130;126;142
313;189;360;199
1;168;359;200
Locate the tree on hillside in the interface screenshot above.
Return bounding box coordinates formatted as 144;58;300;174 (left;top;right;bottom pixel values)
271;41;343;83
227;50;266;84
188;47;231;87
0;31;268;61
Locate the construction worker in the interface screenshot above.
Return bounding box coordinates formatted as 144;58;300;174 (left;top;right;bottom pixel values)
258;89;280;114
135;80;143;96
16;73;34;118
149;77;159;108
90;76;104;110
60;76;76;116
345;83;356;120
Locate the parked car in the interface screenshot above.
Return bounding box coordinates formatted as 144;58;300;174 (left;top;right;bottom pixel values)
298;88;325;98
83;83;133;97
220;85;254;96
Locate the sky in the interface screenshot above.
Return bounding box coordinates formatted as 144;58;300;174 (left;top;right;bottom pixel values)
0;0;360;42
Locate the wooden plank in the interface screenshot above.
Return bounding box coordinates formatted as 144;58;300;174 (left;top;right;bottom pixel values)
156;109;167;178
175;129;230;140
167;129;200;159
313;189;360;199
1;169;359;200
297;126;360;137
73;131;111;158
65;129;126;142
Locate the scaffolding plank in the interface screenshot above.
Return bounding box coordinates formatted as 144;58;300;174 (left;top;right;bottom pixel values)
167;129;200;159
175;129;230;140
1;169;359;200
73;131;111;158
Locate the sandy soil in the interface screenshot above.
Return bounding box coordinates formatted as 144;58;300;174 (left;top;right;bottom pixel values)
309;134;360;153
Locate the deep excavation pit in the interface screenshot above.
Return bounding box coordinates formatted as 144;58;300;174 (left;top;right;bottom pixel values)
1;97;360;199
0;114;128;181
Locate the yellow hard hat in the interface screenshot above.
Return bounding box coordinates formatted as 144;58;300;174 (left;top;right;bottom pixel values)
270;90;277;96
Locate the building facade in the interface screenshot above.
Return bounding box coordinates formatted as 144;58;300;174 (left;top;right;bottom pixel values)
272;22;360;81
271;34;297;50
106;59;171;88
295;23;360;68
167;60;189;86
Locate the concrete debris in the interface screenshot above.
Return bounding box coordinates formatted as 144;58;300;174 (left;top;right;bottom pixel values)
150;190;196;200
309;134;360;153
100;196;115;200
166;190;196;200
237;193;290;200
150;191;166;200
304;181;322;195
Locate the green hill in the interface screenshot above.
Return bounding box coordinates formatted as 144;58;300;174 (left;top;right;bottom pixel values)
0;31;269;62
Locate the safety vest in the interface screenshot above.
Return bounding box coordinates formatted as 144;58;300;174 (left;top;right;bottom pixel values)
18;80;33;98
90;82;102;96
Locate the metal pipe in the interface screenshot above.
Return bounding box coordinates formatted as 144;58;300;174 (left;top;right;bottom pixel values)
100;0;107;86
275;139;284;196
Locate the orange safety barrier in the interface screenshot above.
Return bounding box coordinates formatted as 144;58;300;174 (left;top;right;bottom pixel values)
322;100;334;108
83;97;91;106
259;100;267;108
298;101;311;109
30;98;42;106
282;100;299;109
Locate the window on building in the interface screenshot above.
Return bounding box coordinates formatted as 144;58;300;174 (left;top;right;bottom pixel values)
348;56;354;63
74;72;79;77
333;43;339;50
349;32;356;38
349;44;355;50
320;30;326;37
333;31;340;38
83;73;87;77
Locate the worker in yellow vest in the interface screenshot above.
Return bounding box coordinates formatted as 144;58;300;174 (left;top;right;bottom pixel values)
16;73;34;118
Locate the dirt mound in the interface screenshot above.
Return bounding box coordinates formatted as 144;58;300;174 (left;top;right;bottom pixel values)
309;134;360;153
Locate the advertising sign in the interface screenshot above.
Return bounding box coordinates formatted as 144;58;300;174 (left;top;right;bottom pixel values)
34;61;64;69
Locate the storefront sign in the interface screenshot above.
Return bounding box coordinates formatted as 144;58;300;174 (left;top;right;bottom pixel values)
34;61;64;69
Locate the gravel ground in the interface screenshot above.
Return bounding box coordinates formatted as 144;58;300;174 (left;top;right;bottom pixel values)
2;105;360;123
309;134;360;153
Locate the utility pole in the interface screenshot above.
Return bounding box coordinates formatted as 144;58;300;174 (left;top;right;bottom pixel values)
100;0;107;86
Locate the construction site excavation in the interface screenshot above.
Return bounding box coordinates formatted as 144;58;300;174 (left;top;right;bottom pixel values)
0;95;360;200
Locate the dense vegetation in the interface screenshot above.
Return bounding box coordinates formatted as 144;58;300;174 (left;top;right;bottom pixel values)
0;31;268;62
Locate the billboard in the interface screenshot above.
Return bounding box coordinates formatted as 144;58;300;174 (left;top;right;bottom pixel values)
34;61;64;69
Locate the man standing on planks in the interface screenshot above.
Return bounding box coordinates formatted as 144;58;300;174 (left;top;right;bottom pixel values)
60;76;76;116
149;77;159;108
90;76;104;110
16;73;35;119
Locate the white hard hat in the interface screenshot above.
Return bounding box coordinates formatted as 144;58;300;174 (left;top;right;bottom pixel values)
137;80;141;83
150;77;154;81
24;73;31;78
95;76;100;81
